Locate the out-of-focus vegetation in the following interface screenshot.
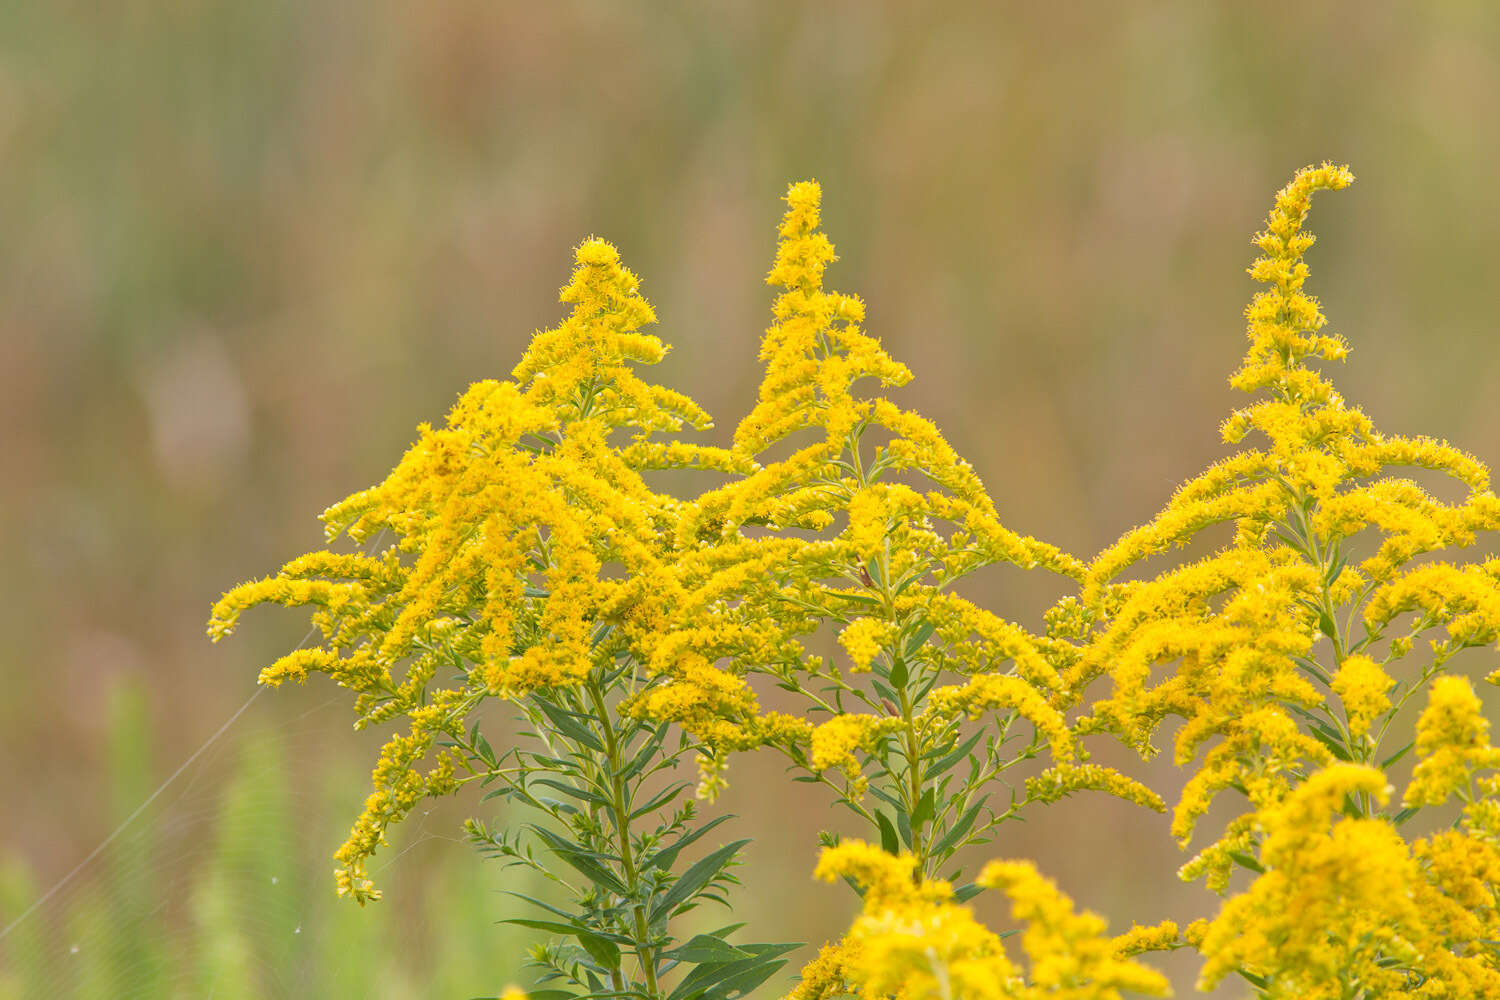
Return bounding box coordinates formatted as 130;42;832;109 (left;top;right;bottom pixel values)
4;3;1500;996
1;681;539;996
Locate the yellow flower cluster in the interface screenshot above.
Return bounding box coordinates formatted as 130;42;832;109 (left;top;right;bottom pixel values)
1024;764;1165;814
218;167;1500;997
211;238;737;902
635;182;1146;857
1197;764;1500;996
789;841;1167;1000
839;618;892;673
1076;163;1500;992
1327;652;1392;739
1406;675;1500;808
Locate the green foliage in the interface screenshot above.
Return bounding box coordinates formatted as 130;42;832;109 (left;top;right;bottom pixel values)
463;667;794;997
0;678;540;998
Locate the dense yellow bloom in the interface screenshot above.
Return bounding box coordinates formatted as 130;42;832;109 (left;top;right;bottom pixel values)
1025;764;1165;815
809;713;902;777
617;180;1143;891
1406;675;1500;807
1196;763;1500;996
1328;653;1392;739
216;170;1500;995
978;861;1169;999
211;238;734;902
791;842;1167;1000
625;652;766;753
924;674;1075;764
1110;921;1182;959
1195;766;1420;996
839;618;892;673
1080;164;1500;990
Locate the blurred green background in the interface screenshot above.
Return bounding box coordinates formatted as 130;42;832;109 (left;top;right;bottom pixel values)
5;2;1500;996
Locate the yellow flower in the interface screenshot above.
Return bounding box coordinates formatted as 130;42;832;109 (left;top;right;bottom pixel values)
1406;675;1500;807
1025;764;1165;815
1328;653;1392;740
1110;921;1182;958
808;713;900;776
979;860;1170;999
212;236;729;901
837;617;889;672
792;842;1167;1000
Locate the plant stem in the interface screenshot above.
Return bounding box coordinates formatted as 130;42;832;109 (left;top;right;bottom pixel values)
585;673;661;997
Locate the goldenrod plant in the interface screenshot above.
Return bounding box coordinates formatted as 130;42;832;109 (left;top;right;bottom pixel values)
213;165;1500;998
210;241;793;996
1077;164;1500;997
626;183;1162;888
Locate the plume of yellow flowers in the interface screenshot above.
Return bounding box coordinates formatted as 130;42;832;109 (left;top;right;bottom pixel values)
1078;163;1500;992
625;181;1158;889
209;238;743;904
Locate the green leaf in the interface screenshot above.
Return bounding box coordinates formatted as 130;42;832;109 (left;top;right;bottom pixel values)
1316;607;1338;640
1324;543;1348;586
836;591;883;608
927;729;986;776
472;731;496;766
1227;850;1266;874
644;814;734;874
535;699;605;752
1304;721;1352;762
903;621;937;658
500;917;626;971
631;780;692;820
887;655;908;690
667;943;800;1000
575;931;622;971
712;952;796;999
1381;740;1415;769
665;934;752;963
953;882;983;903
500;889;579;923
911;787;936;830
527;825;627;896
931;796;987;858
1237;969;1270;989
651;840;749;922
910;670;942;704
529;777;610;809
875;810;900;855
616;727;668;782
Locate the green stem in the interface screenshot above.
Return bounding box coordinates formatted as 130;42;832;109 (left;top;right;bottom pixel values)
901;698;927;874
585;673;661;998
1290;492;1383;816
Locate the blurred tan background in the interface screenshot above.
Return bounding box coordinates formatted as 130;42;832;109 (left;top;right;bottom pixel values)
5;2;1500;996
